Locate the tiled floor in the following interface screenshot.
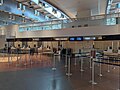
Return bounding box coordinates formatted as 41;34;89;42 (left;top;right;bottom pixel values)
0;55;119;90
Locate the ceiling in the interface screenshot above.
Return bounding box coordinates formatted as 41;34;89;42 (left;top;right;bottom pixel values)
0;0;70;26
15;0;109;19
0;0;109;26
46;0;100;18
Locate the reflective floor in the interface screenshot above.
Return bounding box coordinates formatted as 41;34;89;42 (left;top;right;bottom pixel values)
0;55;119;90
0;54;52;72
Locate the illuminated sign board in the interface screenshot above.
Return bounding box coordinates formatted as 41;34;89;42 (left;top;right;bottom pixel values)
69;37;75;41
76;37;82;41
84;37;96;40
69;37;83;41
54;38;68;41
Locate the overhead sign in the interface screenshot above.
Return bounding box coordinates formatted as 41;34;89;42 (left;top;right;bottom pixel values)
83;37;96;40
39;38;53;41
102;35;120;40
54;38;68;41
69;37;83;41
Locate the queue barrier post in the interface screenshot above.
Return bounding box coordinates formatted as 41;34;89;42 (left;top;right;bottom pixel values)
74;57;77;66
16;50;20;67
66;55;72;77
117;66;120;90
80;57;84;72
90;49;96;69
52;54;57;71
30;49;34;65
8;51;11;65
65;54;67;68
90;57;92;68
91;58;97;85
24;49;28;66
113;57;116;69
99;58;103;77
107;57;110;72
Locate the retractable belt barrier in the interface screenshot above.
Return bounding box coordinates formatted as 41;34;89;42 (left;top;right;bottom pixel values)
92;58;120;90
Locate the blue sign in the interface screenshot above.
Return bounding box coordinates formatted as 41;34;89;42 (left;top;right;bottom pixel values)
69;37;83;41
76;37;82;41
69;37;75;41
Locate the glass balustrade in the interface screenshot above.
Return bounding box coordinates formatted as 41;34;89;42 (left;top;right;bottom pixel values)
18;13;120;32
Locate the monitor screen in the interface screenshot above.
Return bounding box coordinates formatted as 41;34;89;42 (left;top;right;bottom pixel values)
91;37;96;40
69;37;75;41
84;37;96;40
84;37;91;40
76;37;83;41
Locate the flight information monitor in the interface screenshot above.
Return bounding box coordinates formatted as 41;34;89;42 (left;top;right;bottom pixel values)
69;37;83;41
69;37;75;41
84;37;96;40
76;37;83;41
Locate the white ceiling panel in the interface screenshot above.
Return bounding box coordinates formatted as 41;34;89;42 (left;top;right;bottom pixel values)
46;0;107;18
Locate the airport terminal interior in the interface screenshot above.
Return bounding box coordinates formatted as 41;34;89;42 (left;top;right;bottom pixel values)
0;0;120;90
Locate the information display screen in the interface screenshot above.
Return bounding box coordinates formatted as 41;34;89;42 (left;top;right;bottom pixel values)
69;37;75;41
69;37;83;41
84;37;96;40
76;37;82;41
